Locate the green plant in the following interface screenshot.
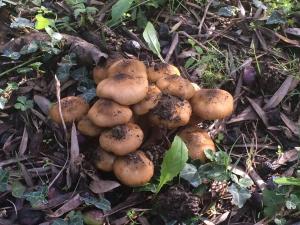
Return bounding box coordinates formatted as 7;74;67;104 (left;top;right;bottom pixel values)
184;39;227;88
127;209;145;225
14;96;33;111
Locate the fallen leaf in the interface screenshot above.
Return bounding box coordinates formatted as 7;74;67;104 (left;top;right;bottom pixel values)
18;127;28;156
285;28;300;37
70;123;80;177
247;97;269;127
34;95;51;115
49;194;82;218
264;76;294;110
89;179;120;194
274;32;300;46
280;113;300;136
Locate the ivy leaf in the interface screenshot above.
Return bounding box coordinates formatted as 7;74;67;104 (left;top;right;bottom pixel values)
228;184;251;208
143;22;165;62
10;17;34;29
51;219;68;225
12;181;26;198
286;194;300;210
266;11;286;25
81;195;111;211
0;97;8;110
107;0;134;27
263;189;285;217
180;163;202;187
35;14;54;30
24;186;48;208
237;177;254;188
67;211;84;225
157;136;188;193
20;41;39;55
274;177;300;186
0;169;9;192
218;6;238;17
2;49;21;60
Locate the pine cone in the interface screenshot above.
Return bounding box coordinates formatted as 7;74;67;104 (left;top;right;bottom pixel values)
210;180;229;198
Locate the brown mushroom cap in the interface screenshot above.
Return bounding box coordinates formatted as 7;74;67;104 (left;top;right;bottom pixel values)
147;63;180;82
148;95;192;129
191;82;201;91
99;123;143;156
179;126;215;162
87;98;132;127
113;151;154;187
77;116;102;137
107;59;147;79
94;148;116;172
191;89;234;120
96;73;148;105
132;84;162;115
156;75;195;99
49;96;89;124
93;66;108;84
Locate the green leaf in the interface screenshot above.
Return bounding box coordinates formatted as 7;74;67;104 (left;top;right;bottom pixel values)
286;194;300;210
24;186;48;208
67;211;84;225
274;177;300;186
228;184;251;208
35;14;54;30
238;177;254;188
263;189;285;217
0;97;8;110
143;22;165;62
274;218;286;225
81;195;111;211
184;58;196;69
137;7;147;29
266;11;286;25
2;49;21;60
157;136;188;193
218;5;238;17
204;149;215;161
134;183;157;193
0;169;9;192
12;181;26;198
180;163;202;187
20;41;39;55
107;0;134;26
51;219;68;225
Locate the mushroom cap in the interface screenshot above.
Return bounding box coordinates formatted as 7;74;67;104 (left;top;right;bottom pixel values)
191;89;234;120
132;84;162;115
49;96;89;124
87;98;132;127
148;95;192;129
77;116;102;137
107;59;147;79
113;151;154;187
99;123;144;155
93;66;108;84
96;73;148;105
179;126;215;162
147;63;180;82
156;75;195;99
94;148;116;172
191;82;201;91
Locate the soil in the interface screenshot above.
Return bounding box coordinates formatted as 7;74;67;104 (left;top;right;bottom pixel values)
111;125;127;140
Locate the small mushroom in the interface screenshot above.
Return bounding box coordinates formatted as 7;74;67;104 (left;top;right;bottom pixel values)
99;123;143;155
148;95;192;129
94;148;116;172
191;82;201;91
132;84;162;115
113;151;154;187
93;66;108;84
147;63;180;82
96;73;148;105
87;98;132;127
107;59;147;79
49;96;89;124
191;89;234;120
156;75;195;99
179;126;215;162
77;116;102;137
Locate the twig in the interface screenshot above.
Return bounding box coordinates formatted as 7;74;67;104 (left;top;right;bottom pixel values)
198;0;214;35
178;31;209;52
165;32;178;63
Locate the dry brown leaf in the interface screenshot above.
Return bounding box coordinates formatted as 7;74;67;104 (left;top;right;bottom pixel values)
34;95;51;115
18;127;28;156
280;113;300;136
274;32;300;46
247;97;269;127
272;149;299;170
285;28;300;37
49;194;82;217
89;179;120;194
70;123;80;177
20;162;34;187
264;76;294;110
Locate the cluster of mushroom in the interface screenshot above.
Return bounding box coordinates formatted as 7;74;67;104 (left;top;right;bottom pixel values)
49;59;234;187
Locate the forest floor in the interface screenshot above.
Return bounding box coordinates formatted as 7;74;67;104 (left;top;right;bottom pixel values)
0;0;300;225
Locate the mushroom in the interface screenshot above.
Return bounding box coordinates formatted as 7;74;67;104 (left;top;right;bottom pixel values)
107;59;147;79
94;148;116;172
113;151;154;187
77;116;102;137
191;89;234;120
156;75;195;99
96;73;148;105
49;96;89;124
99;123;143;155
191;82;201;91
179;126;215;162
87;98;132;127
147;63;180;82
83;209;104;225
132;84;162;115
93;66;108;84
148;95;192;129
